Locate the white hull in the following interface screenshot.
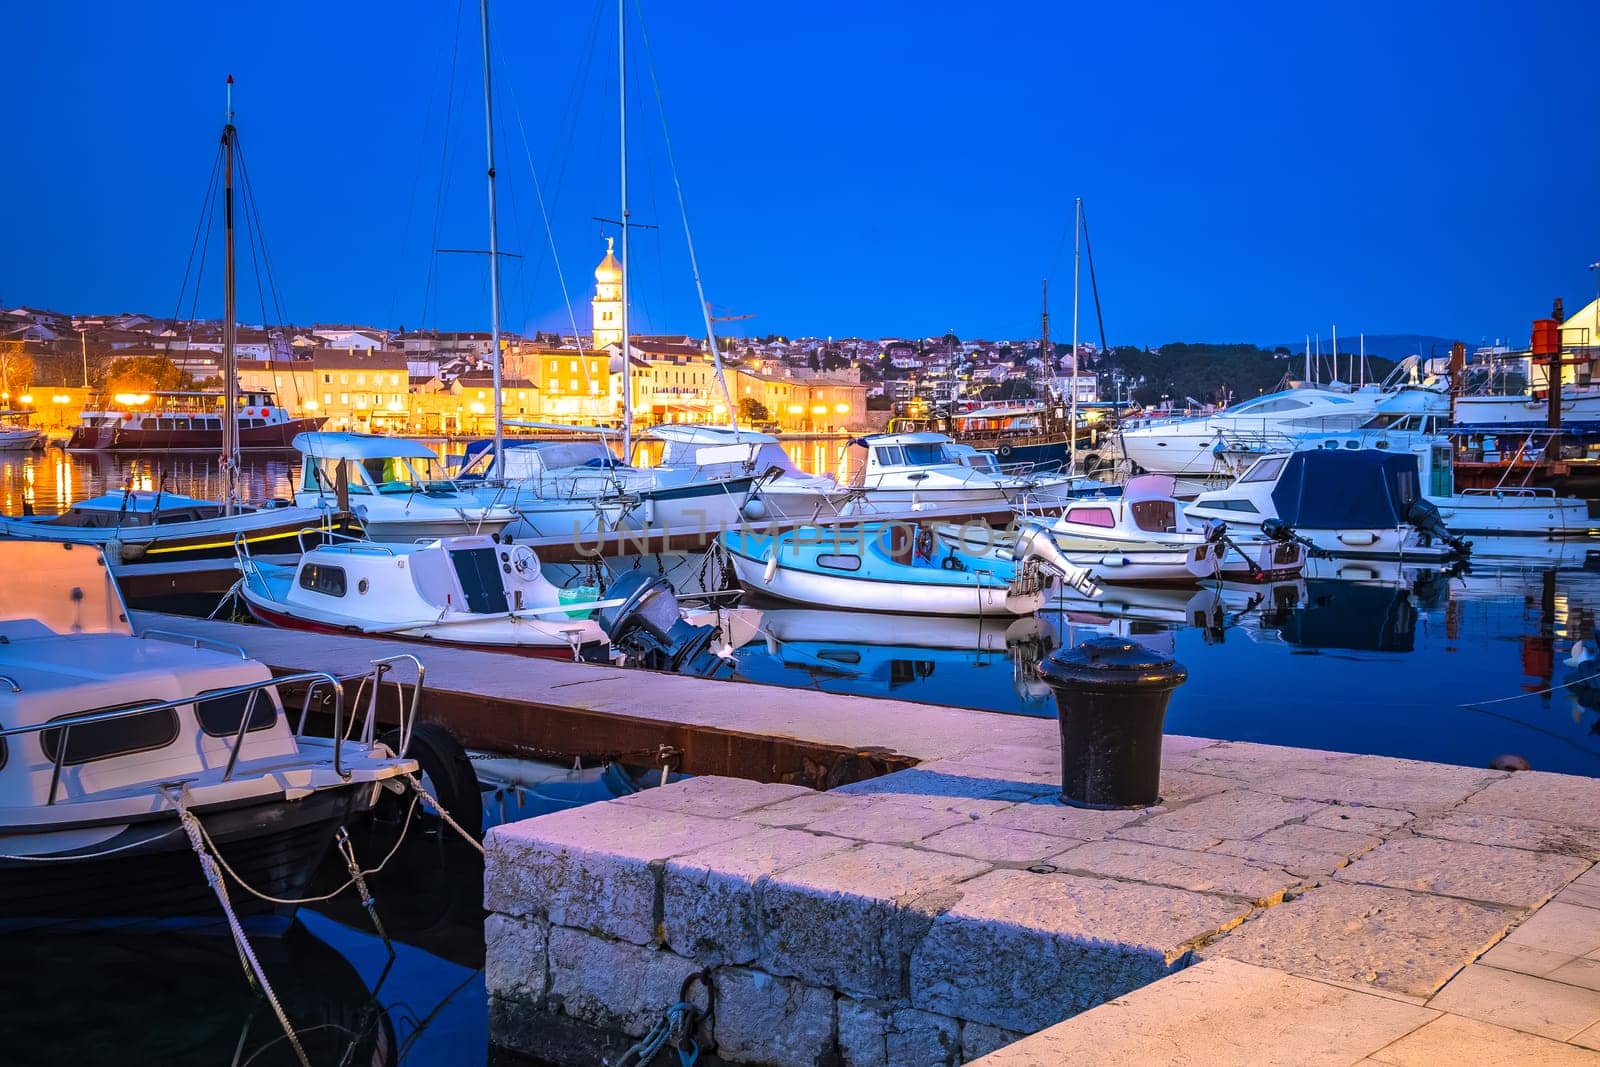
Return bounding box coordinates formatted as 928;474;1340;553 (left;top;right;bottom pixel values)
1432;494;1592;538
727;549;1026;617
1118;428;1226;476
0;428;41;450
1454;393;1600;429
1197;517;1455;561
345;513;513;542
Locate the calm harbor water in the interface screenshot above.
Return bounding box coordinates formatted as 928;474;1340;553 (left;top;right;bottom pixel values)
7;448;1600;1063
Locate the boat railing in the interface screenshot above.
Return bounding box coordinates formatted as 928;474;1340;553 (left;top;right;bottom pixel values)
1458;486;1559;499
140;628;250;661
293;526;384;556
0;669;347;805
0;675;20;693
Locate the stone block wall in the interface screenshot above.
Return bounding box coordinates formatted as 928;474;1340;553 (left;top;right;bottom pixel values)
484;774;1253;1065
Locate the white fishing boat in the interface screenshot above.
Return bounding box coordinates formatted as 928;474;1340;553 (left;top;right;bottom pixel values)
642;424;839;525
1030;474;1305;582
830;432;1016;518
237;533;761;664
293;432;517;541
0;539;418;924
1187;449;1469;561
723;522;1099;617
945;443;1115;510
0;409;42;451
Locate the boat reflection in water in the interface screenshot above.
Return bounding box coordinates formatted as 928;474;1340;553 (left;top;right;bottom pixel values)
0;920;399;1065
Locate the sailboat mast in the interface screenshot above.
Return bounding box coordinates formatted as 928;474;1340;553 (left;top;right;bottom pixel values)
479;0;505;468
1332;324;1339;384
617;0;634;457
1070;197;1081;474
1305;335;1311;384
222;75;239;516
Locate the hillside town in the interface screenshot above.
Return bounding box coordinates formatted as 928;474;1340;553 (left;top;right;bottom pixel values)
0;241;1106;436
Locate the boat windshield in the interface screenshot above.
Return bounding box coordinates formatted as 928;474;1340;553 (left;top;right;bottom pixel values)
899;442;951;466
363;455;456;493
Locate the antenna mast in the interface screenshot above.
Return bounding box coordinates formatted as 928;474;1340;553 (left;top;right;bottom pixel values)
1070;197;1081;474
479;0;505;468
618;0;634;457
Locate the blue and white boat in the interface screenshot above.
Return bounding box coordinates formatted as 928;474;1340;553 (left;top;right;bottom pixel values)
722;522;1098;617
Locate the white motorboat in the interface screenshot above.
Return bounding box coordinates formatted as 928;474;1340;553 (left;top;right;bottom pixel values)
293;432;517;541
945;443;1115;511
237;533;761;664
458;437;638;537
643;425;840;525
1024;474;1304;583
1187;449;1470;561
0;409;42;451
829;432;1016;518
0;539;418;924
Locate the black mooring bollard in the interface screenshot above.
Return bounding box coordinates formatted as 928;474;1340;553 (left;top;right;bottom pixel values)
1037;636;1188;809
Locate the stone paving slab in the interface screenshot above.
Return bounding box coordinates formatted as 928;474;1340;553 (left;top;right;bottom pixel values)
968;958;1438;1066
1368;1013;1600;1066
1428;963;1600;1041
663;826;857;965
759;842;990;997
1140;788;1327;839
1336;837;1588;909
616;776;812;818
910;869;1252;1032
1412;811;1600;860
1203;882;1518;998
1051;838;1300;905
1462;773;1600;831
485;799;760;944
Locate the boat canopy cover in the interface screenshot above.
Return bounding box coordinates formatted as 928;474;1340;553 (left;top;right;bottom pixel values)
1268;450;1421;529
292;432;438;461
68;491;217;513
645;424;780;446
462;438;622;479
1124;474;1179;503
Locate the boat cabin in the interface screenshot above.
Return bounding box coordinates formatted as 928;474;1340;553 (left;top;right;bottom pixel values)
840;432;973;488
33;491;235;529
295;432;458;498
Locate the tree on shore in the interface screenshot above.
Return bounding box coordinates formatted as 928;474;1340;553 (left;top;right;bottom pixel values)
0;342;34;398
737;396;771;423
105;355;193;393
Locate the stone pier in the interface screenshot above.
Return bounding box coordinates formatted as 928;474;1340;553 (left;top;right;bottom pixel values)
485;738;1600;1065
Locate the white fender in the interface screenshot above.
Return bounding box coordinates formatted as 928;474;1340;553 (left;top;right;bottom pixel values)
763;553;779;584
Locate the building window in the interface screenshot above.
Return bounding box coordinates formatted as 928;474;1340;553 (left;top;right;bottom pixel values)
589;381;600;396
323;393;332;405
340;393;349;405
569;360;577;373
569;379;579;392
323;374;332;384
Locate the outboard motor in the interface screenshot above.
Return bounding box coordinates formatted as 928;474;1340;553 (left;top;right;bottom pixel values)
1405;497;1471;556
1014;524;1102;598
594;570;724;675
1259;517;1326;558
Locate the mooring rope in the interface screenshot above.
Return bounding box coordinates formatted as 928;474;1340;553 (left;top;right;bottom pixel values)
165;785;311;1067
189;793;420;907
405;772;485;855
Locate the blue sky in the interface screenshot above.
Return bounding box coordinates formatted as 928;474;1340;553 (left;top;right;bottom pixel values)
2;0;1596;347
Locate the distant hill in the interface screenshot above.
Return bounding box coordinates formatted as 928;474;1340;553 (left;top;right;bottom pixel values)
1269;334;1459;361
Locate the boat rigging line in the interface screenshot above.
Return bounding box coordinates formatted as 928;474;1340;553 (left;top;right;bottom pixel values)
634;0;739;432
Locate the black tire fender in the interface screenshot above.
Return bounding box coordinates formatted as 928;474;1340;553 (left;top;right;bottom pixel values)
381;722;483;839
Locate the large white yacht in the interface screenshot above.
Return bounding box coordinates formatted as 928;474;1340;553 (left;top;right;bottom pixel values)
1116;387;1384;476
